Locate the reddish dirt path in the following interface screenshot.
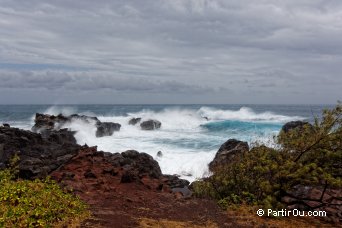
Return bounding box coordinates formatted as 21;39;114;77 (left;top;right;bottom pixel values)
80;183;231;227
50;147;231;227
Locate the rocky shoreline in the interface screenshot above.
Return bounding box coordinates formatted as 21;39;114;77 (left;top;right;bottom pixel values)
0;114;341;226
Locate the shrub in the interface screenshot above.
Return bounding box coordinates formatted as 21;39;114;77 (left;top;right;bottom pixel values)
193;103;342;210
0;157;88;227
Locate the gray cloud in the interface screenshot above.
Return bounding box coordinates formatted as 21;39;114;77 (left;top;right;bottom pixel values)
0;0;341;104
0;70;212;94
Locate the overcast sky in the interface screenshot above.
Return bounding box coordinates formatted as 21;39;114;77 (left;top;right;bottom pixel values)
0;0;341;104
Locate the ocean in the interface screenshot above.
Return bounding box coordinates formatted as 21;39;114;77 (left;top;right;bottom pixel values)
0;104;334;181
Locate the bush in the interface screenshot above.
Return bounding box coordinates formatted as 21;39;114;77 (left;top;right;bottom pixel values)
0;157;88;227
193;103;342;210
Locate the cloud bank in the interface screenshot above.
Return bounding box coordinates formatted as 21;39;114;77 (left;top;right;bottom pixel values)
0;0;341;104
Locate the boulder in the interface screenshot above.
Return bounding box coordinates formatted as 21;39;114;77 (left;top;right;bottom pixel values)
120;150;162;179
209;139;249;171
0;126;81;179
140;120;161;130
2;123;10;127
281;121;313;133
128;117;142;125
95;122;121;137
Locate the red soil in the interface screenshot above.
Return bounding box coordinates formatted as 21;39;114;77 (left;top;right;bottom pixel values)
51;147;231;227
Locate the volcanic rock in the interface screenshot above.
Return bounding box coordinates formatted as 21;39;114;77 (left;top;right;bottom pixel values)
0;126;81;179
128;117;142;125
157;151;163;157
209;139;249;171
121;150;162;179
95;122;121;137
281;121;313;133
162;174;190;189
32;113;121;138
140;120;161;130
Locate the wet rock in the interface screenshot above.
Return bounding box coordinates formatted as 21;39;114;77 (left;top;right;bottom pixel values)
209;139;249;171
32;113;121;138
2;123;10;127
140;120;161;130
32;113;67;132
128;118;142;125
281;121;313;133
95;122;121;137
157;151;163;157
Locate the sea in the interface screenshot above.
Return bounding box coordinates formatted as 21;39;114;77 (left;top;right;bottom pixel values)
0;104;334;181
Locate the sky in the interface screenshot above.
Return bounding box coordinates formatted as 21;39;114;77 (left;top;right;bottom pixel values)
0;0;341;104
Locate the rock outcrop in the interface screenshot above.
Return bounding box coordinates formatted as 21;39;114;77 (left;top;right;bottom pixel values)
281;121;313;133
51;147;189;197
32;113;120;138
208;139;249;171
0;126;189;195
0;126;81;179
95;122;121;137
128;117;142;125
140;120;161;130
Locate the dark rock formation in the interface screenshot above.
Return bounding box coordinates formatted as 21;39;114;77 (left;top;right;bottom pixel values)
95;122;121;137
140;120;161;130
157;151;163;157
69;114;99;123
128;117;142;125
32;113;68;132
120;150;162;179
32;113;121;138
0;126;81;179
2;123;10;127
209;139;249;171
281;121;313;133
40;128;77;145
1;126;189;193
162;174;190;189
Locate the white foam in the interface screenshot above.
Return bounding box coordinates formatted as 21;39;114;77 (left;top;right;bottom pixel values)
41;106;304;182
198;106;305;123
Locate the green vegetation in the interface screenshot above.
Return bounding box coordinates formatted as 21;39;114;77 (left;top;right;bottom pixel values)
193;103;342;210
0;156;88;227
